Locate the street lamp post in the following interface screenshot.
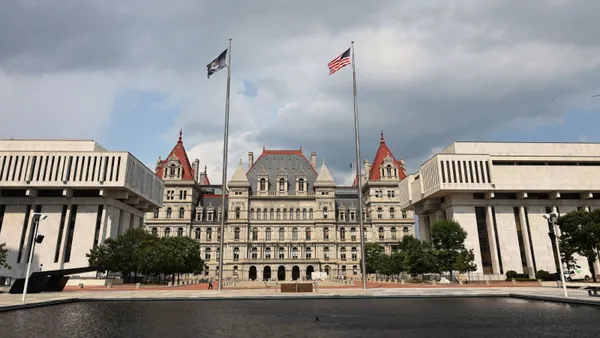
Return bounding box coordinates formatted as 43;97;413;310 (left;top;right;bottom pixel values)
22;213;47;303
544;213;568;298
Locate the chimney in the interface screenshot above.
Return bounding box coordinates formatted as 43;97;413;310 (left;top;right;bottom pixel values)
363;160;371;177
193;159;200;181
248;152;254;170
311;152;317;169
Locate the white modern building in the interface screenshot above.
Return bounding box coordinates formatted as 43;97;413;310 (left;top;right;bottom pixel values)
399;141;600;278
0;140;163;280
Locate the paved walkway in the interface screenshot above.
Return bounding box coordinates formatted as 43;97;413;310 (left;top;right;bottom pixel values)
1;285;599;312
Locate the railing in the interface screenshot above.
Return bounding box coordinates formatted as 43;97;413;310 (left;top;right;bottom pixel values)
251;191;315;197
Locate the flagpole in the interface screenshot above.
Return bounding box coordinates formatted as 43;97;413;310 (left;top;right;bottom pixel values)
350;41;368;290
218;38;232;291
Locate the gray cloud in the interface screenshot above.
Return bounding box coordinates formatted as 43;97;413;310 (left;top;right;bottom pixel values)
1;0;600;183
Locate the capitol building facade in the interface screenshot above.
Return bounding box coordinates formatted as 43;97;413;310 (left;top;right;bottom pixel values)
144;132;415;281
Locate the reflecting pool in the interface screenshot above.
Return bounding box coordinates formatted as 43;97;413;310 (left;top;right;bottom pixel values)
1;298;599;337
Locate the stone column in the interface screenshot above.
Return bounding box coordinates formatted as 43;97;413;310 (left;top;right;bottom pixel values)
519;206;535;278
485;206;501;274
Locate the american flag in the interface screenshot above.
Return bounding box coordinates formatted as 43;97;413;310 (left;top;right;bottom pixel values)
328;48;351;75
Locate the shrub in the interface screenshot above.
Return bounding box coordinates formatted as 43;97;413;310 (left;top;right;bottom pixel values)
506;270;518;280
535;270;551;281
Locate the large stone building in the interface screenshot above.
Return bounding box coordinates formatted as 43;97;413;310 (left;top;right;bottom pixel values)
145;132;415;281
0;139;163;280
398;141;600;278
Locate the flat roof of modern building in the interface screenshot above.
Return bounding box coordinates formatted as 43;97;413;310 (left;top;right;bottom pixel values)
0;139;108;152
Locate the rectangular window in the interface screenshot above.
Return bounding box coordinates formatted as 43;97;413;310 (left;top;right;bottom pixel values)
0;205;5;235
475;207;492;274
93;205;104;247
440;161;446;183
17;205;32;263
54;205;68;262
63;205;78;263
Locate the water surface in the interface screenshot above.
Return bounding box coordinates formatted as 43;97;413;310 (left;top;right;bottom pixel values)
1;298;599;337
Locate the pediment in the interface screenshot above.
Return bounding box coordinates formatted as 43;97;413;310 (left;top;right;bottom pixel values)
167;155;181;166
258;165;269;177
295;166;308;176
382;153;395;165
276;166;288;176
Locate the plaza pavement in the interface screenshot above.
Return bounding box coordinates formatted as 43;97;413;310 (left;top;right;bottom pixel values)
1;281;599;312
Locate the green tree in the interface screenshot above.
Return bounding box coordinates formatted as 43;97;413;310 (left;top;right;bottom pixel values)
365;243;386;273
557;210;600;282
430;219;476;275
403;239;438;275
0;243;10;269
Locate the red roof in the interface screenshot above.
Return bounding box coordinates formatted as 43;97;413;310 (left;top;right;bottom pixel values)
247;146;317;175
368;131;407;181
156;130;196;181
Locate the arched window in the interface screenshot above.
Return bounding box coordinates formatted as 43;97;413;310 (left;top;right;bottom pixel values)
234;227;240;240
323;207;328;219
324;247;330;260
265;247;272;259
305;228;312;241
296;208;301;219
289;209;293;219
292;227;299;240
251;247;258;259
364;227;368;241
164;228;171;237
378;227;384;240
205;248;211;260
250;208;255;219
276;208;281;219
151;227;158;236
351;247;357;260
391;227;397;240
302;208;307;219
278;178;286;192
402;210;407;219
194;228;201;240
386;164;393;177
235;207;241;219
166;208;172;219
305;247;312;258
403;226;409;233
292;247;298;259
153;209;159;218
279;227;285;241
339;227;346;240
252;228;258;241
341;265;347;275
216;247;220;260
323;227;329;240
278;247;285;259
350;227;357;241
309;209;313;219
260;178;266;191
177;227;184;237
270;208;275;219
263;209;267;219
377;207;383;219
282;208;287;220
206;228;213;241
179;207;185;218
389;207;395;218
298;178;305;191
266;228;272;241
233;247;240;260
340;248;347;261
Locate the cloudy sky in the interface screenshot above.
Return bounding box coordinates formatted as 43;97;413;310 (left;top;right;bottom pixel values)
1;0;600;185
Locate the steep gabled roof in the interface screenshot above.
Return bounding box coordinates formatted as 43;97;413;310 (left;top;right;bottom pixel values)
155;130;196;181
369;131;407;181
246;147;318;193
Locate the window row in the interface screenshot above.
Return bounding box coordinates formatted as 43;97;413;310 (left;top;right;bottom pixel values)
374;207;408;219
258;177;307;192
203;246;360;261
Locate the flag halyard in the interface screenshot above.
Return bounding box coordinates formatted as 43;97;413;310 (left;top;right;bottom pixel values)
207;49;228;79
328;48;351;75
